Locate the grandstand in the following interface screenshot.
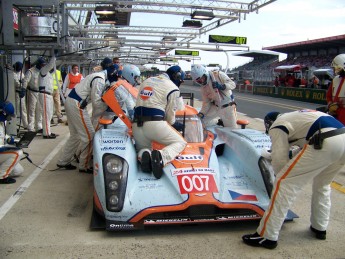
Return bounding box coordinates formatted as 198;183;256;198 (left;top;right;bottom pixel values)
229;34;345;88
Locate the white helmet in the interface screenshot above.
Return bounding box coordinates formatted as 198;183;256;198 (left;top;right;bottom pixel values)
191;64;209;85
122;64;141;86
331;54;345;75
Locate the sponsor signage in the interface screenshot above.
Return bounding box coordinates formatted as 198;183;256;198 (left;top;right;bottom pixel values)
175;50;199;56
13;7;19;31
209;35;247;45
252;85;327;104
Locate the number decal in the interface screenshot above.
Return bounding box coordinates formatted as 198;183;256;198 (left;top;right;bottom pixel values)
177;174;218;194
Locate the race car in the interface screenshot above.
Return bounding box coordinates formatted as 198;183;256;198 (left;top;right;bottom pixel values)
91;84;297;231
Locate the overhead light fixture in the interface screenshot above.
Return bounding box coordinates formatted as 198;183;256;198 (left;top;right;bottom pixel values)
191;10;215;20
182;20;203;28
162;36;177;41
104;33;118;39
95;5;117;24
95;6;116;15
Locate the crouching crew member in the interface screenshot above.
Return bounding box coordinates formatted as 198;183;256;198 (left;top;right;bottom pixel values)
0;101;24;184
243;110;345;249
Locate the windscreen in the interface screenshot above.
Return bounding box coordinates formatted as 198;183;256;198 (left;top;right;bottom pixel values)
175;114;207;143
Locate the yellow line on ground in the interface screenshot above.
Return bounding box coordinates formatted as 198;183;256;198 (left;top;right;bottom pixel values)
331;181;345;194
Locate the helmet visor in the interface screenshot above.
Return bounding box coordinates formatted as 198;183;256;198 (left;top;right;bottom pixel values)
195;74;207;85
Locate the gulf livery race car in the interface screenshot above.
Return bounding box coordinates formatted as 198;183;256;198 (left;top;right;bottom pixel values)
91;84;297;231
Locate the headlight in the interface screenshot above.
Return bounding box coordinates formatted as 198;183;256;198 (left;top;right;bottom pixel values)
102;154;129;212
108;180;118;190
105;157;123;174
109;195;119;205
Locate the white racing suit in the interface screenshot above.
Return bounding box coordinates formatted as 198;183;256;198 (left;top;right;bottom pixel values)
57;72;106;171
257;110;345;241
38;57;56;137
132;73;187;166
200;70;237;128
14;70;28;129
23;66;42;132
0;122;23;179
93;79;137;130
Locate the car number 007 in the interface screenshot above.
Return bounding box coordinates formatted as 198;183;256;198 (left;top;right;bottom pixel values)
177;174;218;194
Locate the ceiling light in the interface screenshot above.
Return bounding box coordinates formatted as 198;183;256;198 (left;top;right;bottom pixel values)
104;33;118;39
191;10;215;20
162;36;177;41
182;20;203;28
95;6;116;15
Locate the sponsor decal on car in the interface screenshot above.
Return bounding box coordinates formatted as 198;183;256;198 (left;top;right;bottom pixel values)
228;189;258;201
171;168;218;194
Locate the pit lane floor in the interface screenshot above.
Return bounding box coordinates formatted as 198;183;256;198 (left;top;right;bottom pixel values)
0;109;344;259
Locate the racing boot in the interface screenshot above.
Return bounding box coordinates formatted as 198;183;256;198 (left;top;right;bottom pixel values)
151;150;164;179
140;150;152;173
242;232;277;249
0;177;16;184
310;226;326;240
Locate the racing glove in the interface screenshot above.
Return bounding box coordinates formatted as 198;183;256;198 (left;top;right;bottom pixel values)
212;81;226;90
128;109;134;120
197;112;204;119
172;121;184;131
19;88;26;98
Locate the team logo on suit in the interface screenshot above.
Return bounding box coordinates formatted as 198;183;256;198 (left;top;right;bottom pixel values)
139;86;154;100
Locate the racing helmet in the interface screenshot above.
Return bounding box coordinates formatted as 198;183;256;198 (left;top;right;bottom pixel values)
191;64;209;86
264;111;281;134
35;57;46;69
122;64;141;86
106;64;121;84
13;61;23;72
331;54;345;75
0;101;15;122
166;65;185;87
101;57;113;70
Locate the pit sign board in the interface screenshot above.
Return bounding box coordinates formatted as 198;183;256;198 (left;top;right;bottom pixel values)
209;35;247;45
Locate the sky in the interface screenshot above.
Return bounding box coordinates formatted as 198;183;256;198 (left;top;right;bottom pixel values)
130;0;345;71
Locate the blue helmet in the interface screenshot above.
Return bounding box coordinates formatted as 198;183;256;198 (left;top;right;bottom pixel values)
101;57;113;70
13;61;23;72
0;101;15;122
106;64;121;83
166;65;185;87
35;57;46;69
264;111;281;134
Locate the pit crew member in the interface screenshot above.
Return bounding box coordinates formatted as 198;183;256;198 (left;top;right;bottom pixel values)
132;66;187;179
243;110;345;249
191;64;237;128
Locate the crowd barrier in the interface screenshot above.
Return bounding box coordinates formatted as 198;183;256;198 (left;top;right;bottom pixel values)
237;84;327;105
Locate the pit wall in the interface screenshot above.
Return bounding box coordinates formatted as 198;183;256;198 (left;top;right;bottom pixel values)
237;84;327;105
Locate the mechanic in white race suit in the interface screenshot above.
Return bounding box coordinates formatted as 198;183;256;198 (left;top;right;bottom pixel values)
93;64;141;131
0;101;24;184
132;65;187;179
191;64;237;128
57;57;113;173
242;110;345;249
13;61;28;130
112;64;141;116
38;53;56;139
23;57;45;133
92;63;122;130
